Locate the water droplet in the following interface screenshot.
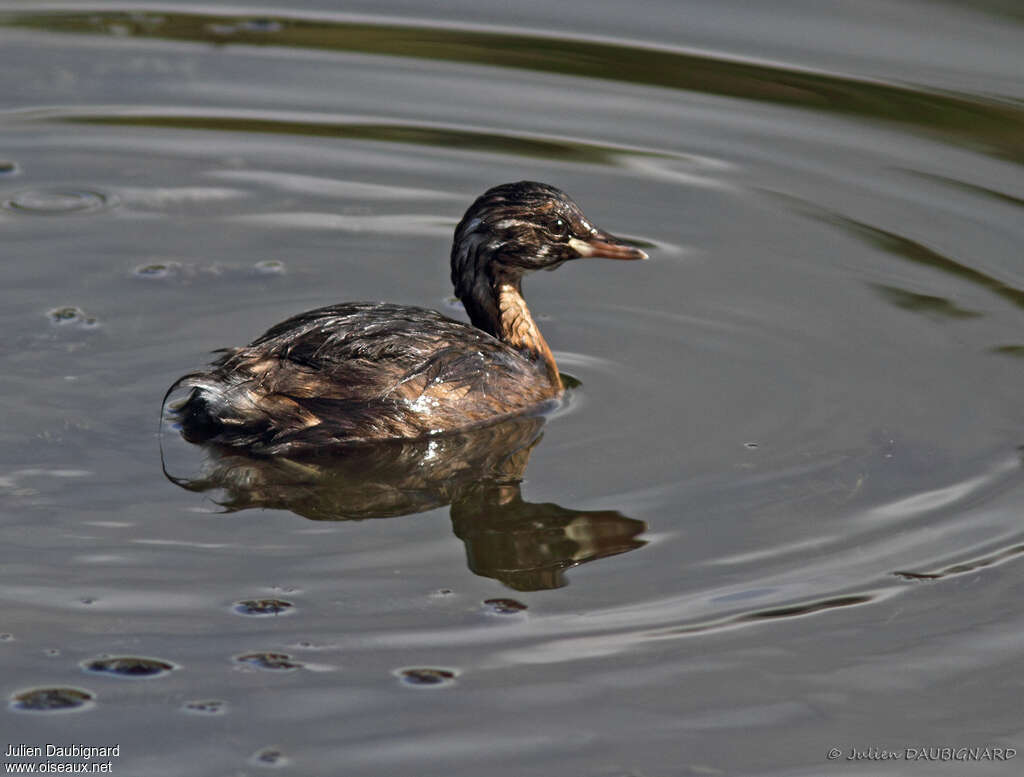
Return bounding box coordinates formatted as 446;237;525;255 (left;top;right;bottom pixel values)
84;656;175;677
12;687;94;712
483;598;528;615
133;261;182;280
743;442;759;450
251;747;289;767
183;699;227;715
236;652;303;671
48;308;99;329
3;188;114;216
234;599;294;616
396;667;457;687
252;259;286;276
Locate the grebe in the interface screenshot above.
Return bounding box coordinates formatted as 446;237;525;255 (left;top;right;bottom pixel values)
167;181;647;453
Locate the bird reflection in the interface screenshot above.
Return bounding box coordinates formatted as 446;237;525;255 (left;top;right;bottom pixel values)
163;415;645;590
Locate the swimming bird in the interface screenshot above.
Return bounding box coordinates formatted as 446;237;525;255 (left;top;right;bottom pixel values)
166;181;646;454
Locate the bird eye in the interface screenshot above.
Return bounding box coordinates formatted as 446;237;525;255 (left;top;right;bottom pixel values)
550;218;568;238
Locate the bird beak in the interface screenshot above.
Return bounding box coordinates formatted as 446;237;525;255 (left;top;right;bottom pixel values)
568;232;648;261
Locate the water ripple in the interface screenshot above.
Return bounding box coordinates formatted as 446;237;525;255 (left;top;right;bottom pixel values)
861;454;1020;524
3;6;1021;160
9;106;671;167
2;187;114;215
228;211;450;235
895;540;1024;581
763;189;1024;311
207;169;458;200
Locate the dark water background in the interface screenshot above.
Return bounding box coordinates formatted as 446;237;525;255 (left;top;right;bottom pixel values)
2;1;1023;775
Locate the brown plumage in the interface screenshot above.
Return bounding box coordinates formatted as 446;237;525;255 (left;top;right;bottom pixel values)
166;181;647;454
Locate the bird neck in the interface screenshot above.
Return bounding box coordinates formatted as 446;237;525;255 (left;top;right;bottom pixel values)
463;268;562;391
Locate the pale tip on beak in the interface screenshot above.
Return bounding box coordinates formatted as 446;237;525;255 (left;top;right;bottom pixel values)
568;236;648;261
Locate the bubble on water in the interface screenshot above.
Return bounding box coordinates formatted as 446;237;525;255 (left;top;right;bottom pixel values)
84;656;176;677
235;652;303;671
234;598;295;616
252;259;286;276
12;687;95;712
132;259;284;283
3;188;115;216
251;747;289;767
133;261;183;280
48;307;99;329
395;667;458;687
183;699;227;715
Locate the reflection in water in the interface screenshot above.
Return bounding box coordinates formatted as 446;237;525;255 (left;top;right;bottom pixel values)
651;593;878;638
870;283;982;321
164;415;645;591
451;483;645;591
894;541;1024;581
764;190;1024;342
810;208;1024;311
991;344;1024;356
4;9;1021;161
54;111;659;168
896;169;1024;209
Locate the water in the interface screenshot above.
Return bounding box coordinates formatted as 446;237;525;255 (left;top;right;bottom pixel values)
1;1;1022;774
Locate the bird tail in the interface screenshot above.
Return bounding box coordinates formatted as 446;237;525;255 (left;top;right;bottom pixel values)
162;373;230;444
